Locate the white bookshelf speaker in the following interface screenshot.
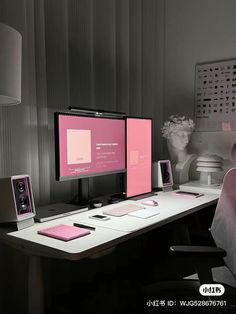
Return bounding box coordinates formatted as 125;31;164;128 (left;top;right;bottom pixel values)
0;175;35;230
157;160;173;191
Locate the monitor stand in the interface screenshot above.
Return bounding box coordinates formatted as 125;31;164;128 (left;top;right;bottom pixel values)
77;178;90;207
69;178;91;207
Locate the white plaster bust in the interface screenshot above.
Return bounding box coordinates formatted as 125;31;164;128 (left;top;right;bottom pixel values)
162;115;195;184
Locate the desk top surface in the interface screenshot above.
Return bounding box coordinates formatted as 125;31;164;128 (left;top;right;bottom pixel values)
71;192;218;233
0;191;218;260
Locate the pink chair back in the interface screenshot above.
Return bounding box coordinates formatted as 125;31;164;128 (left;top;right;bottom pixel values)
211;168;236;278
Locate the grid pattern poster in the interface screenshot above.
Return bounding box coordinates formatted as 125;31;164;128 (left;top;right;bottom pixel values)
194;59;236;131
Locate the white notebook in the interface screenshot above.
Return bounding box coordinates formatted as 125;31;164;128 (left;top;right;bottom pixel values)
127;208;160;219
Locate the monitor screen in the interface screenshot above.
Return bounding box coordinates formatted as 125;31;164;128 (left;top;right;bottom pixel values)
126;117;152;197
55;113;126;181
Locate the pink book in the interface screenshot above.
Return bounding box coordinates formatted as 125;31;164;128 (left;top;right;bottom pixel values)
37;224;90;241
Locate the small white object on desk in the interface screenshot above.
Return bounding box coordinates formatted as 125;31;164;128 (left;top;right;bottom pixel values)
127;208;160;219
196;154;223;186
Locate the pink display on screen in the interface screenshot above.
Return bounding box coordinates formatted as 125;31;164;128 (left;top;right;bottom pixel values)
126;118;152;197
58;114;125;178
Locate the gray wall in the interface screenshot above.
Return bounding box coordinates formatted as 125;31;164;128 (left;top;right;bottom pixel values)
163;0;236;178
43;0;165;200
0;0;165;206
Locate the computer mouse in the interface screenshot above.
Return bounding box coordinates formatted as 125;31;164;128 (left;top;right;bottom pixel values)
141;200;158;206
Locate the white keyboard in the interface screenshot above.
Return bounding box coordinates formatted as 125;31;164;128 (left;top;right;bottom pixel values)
103;204;144;217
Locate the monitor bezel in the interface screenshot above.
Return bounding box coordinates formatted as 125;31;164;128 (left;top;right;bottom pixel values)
125;116;153;198
54;111;126;182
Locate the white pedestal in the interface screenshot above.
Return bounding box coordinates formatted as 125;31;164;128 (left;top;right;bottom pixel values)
179;180;222;195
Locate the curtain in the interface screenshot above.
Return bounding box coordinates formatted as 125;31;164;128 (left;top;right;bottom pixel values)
0;0;163;205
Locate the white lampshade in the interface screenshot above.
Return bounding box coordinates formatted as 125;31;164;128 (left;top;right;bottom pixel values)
0;23;22;105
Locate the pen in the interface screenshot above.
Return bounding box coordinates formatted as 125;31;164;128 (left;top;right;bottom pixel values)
196;193;204;198
73;223;96;231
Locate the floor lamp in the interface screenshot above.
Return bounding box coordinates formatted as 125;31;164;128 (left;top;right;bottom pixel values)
0;22;22;105
0;24;35;231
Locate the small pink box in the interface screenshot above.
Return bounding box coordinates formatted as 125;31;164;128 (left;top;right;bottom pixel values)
37;224;90;241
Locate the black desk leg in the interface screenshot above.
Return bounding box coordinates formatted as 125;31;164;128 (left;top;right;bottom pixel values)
28;255;44;314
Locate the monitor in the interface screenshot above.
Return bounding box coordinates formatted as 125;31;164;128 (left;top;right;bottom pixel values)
126;117;152;198
54;112;126;181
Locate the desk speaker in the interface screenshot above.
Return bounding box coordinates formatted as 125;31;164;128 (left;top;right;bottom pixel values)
157;160;173;191
0;175;35;230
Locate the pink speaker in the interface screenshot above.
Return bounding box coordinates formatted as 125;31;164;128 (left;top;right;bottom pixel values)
0;175;35;230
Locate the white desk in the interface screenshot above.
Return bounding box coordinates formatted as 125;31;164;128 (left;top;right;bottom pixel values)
0;191;218;314
70;192;218;233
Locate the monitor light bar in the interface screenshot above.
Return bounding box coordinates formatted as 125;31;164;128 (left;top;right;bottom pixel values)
68;106;127;118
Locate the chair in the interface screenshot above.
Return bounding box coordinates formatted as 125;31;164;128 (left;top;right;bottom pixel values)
143;168;236;309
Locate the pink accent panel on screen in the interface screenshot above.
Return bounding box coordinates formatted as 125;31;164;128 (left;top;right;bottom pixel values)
67;129;91;164
58;115;125;178
126;118;152;197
